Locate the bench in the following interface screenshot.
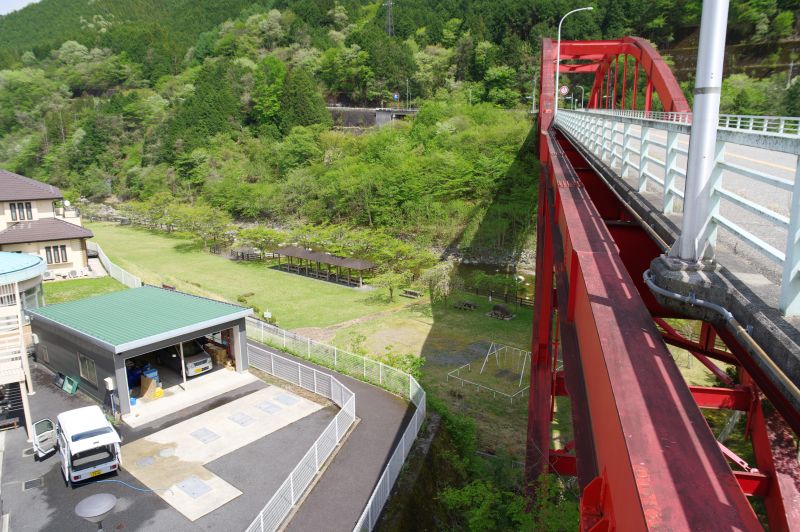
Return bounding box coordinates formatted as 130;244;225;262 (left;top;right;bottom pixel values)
453;300;477;310
401;289;422;299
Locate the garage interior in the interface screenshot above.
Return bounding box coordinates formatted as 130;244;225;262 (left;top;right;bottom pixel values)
27;285;253;422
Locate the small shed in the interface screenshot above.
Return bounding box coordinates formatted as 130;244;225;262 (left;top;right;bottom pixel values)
28;286;252;415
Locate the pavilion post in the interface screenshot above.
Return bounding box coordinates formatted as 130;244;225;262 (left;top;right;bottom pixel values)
180;342;187;391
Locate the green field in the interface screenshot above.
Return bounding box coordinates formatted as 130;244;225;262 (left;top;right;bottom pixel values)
43;276;126;304
86;222;410;330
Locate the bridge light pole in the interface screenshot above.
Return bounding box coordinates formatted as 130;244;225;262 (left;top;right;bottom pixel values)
671;0;730;262
554;6;593;118
576;85;585;108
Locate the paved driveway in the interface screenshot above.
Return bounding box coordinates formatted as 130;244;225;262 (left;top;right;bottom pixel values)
1;363;335;531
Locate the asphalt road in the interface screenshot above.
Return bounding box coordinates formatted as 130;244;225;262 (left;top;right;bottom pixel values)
248;341;414;532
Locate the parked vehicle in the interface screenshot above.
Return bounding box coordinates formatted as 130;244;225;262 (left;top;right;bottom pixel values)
157;340;213;377
32;405;121;486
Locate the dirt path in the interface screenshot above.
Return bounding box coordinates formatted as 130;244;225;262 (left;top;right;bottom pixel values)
293;299;427;343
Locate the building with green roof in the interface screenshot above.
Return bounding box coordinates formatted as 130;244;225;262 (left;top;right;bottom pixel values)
28;286;252;415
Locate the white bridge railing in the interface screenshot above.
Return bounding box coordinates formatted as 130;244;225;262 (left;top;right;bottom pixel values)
245;318;427;532
594;108;800;136
555;108;800;314
244;343;356;532
86;241;142;288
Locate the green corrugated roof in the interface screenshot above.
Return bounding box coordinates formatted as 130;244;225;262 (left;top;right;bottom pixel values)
29;286;251;353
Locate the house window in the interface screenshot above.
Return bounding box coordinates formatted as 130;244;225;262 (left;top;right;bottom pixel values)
45;245;68;264
78;353;97;386
16;202;25;220
9;203;16;221
25;202;32;219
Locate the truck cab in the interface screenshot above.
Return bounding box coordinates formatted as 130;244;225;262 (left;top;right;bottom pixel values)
32;405;121;486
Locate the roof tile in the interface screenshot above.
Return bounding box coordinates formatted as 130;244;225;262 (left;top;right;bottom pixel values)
0;169;62;201
0;218;93;245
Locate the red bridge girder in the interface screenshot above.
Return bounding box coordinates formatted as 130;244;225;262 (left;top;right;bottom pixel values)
528;37;799;531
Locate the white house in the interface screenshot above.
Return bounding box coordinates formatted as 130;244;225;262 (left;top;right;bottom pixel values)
0;169;93;276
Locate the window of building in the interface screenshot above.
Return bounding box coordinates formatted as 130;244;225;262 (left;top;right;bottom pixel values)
78;353;97;386
25;202;32;219
9;203;16;221
16;202;25;220
45;245;68;264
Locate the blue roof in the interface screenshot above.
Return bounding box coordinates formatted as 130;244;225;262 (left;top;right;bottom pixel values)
0;252;46;285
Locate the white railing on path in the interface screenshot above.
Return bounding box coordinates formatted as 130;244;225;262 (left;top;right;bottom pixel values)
245;344;356;532
555;108;800;315
86;241;142;288
244;318;427;532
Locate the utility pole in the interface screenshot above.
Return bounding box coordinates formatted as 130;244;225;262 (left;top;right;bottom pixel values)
384;0;394;36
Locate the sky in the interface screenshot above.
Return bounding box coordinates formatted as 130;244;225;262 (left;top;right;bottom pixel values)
0;0;40;16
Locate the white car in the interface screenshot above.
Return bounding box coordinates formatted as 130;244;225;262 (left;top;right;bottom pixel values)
33;405;122;486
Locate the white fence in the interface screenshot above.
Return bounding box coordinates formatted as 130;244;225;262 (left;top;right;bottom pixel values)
244;318;427;532
592;108;800;136
245;344;356;532
555;108;800;315
86;241;142;288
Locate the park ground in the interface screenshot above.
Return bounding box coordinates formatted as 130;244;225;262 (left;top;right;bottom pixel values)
67;222;534;456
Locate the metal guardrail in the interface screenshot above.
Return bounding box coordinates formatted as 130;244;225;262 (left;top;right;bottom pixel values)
244;343;356;532
86;241;142;288
589;108;800;136
555;108;800;314
244;318;427;532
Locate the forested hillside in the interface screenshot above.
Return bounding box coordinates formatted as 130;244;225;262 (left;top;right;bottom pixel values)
1;0;799;263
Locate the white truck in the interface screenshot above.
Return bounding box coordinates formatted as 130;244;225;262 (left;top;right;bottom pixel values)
32;405;122;486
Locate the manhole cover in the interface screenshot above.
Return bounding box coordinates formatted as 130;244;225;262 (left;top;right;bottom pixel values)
137;456;155;468
22;448;35;457
176;476;212;499
159;447;175;458
275;393;300;406
22;477;43;491
257;401;281;414
190;427;220;444
228;412;255;426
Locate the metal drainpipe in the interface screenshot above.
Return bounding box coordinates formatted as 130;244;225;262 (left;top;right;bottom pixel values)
671;0;730;261
643;269;800;405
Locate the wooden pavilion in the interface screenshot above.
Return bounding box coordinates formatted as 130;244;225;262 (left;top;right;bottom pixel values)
271;245;376;287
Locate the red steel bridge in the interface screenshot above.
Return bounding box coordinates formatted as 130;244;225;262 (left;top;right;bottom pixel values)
527;37;800;530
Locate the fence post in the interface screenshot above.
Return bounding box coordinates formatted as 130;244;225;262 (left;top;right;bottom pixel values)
379;363;383;385
314;370;318;394
363;357;367;378
780;161;800;315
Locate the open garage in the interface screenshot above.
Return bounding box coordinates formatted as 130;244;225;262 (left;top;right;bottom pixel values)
27;285;252;419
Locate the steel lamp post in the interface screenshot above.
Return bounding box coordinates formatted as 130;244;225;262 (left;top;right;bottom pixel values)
554;6;593;118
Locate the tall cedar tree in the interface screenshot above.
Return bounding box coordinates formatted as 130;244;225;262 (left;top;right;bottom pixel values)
279;68;332;134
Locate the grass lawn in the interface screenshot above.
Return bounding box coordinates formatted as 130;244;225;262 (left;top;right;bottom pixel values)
43;277;126;304
86;222;408;329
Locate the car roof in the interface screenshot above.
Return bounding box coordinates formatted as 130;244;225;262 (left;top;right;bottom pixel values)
57;405;110;437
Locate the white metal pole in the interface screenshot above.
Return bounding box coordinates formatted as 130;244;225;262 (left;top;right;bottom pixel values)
554;7;593;119
180;342;187;391
578;86;585;108
670;0;730;262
